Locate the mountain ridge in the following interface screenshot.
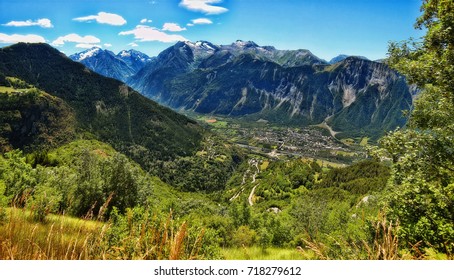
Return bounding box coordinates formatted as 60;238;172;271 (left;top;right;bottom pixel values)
67;40;413;140
69;47;153;82
125;41;413;139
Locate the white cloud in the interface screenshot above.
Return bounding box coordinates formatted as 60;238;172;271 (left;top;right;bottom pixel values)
76;43;101;49
190;18;213;25
104;43;112;47
140;18;153;24
3;18;53;28
73;12;127;26
179;0;228;15
128;42;139;47
119;25;187;43
162;23;186;32
52;33;101;46
0;33;46;43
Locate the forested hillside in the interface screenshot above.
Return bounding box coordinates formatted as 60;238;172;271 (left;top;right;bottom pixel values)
0;43;203;160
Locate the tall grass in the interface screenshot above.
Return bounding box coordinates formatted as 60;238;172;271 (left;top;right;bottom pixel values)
222;246;308;260
0;207;205;260
362;213;399;260
300;212;403;260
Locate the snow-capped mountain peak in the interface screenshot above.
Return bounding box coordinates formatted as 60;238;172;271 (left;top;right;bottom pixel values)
119;50;132;57
69;48;153;82
71;47;102;61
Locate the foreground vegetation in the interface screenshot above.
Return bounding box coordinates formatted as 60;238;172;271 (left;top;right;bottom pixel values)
0;140;450;259
0;0;453;260
0;207;208;260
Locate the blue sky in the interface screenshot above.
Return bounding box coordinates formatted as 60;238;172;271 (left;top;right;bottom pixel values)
0;0;424;60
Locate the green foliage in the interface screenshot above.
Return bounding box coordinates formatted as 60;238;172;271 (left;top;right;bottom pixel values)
250;160;316;204
318;160;390;194
105;207;219;259
0;180;7;222
149;136;244;192
0;78;76;153
383;0;454;255
231;225;257;247
26;184;62;222
0;150;36;203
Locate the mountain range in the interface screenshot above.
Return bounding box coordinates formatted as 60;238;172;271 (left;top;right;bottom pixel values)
69;47;153;82
67;40;414;140
126;40;414;139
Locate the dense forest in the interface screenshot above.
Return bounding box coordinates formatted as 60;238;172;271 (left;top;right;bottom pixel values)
0;0;453;259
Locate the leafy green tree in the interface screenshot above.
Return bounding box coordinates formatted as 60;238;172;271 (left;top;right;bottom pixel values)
231;225;257;247
104;153;140;214
0;180;7;222
26;184;62;222
0;150;36;205
71;149;106;217
382;0;454;254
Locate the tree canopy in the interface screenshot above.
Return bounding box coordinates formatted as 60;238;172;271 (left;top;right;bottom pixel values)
383;0;454;255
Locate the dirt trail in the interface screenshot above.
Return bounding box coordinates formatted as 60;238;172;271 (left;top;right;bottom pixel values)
248;185;257;206
230;159;260;202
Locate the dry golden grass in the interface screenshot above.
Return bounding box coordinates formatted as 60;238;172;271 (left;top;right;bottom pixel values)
0;207;104;260
363;213;399;260
0;207;205;260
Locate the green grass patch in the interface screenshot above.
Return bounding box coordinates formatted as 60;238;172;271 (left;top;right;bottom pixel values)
0;86;15;93
360;137;369;146
221;246;310;260
341;138;355;145
334;150;356;157
260;161;270;171
209;121;228;128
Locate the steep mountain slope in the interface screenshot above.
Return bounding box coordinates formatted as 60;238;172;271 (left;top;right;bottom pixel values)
69;47;152;82
0;43;203;160
117;49;154;72
128;41;413;139
324;57;412;138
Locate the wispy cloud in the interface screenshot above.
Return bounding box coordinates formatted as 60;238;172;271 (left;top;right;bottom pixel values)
128;42;139;47
3;18;53;28
179;0;228;14
119;25;187;43
140;18;153;24
188;18;213;26
0;33;46;43
162;23;186;32
52;33;101;46
104;43;112;47
73;12;127;26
